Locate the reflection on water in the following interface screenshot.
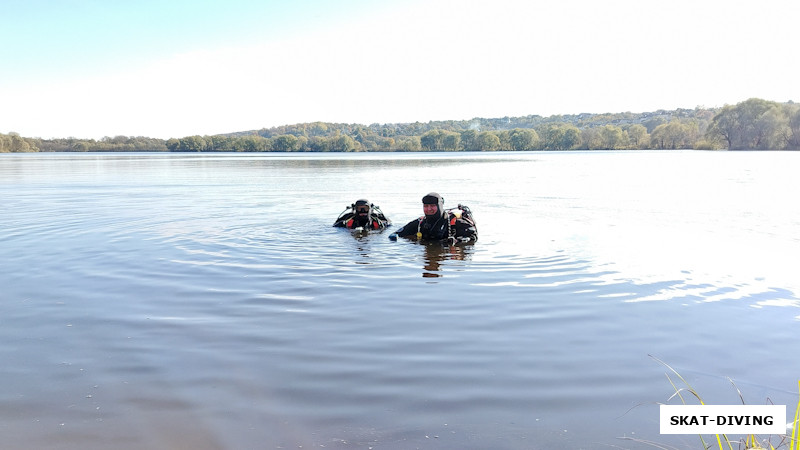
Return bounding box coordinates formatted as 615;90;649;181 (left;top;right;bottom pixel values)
1;151;799;449
0;151;518;181
420;242;474;278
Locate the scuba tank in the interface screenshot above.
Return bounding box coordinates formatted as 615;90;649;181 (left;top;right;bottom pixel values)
446;204;477;243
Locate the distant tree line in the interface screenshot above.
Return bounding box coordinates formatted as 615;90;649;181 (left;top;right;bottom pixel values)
3;98;798;153
0;132;40;153
0;135;167;153
706;98;800;150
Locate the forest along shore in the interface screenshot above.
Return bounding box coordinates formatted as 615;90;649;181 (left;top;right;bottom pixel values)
3;98;798;153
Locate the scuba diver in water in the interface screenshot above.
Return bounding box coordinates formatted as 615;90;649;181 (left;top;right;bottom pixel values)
389;192;477;243
333;199;391;230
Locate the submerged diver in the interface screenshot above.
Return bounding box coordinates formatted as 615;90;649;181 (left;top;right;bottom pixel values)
333;199;391;230
389;192;477;242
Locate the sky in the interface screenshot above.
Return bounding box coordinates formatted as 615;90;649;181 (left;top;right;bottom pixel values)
2;0;798;140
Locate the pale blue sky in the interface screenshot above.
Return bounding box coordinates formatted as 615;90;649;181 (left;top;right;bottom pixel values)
2;0;798;139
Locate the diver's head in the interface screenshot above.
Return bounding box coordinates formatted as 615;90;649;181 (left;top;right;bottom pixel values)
422;192;444;219
354;199;371;224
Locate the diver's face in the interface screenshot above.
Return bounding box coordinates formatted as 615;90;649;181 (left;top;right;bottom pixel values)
356;205;369;217
423;204;438;216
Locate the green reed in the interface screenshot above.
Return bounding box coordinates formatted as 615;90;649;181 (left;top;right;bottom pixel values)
651;355;800;450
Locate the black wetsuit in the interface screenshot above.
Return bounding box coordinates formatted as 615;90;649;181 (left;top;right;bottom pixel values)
394;193;477;241
333;199;391;230
333;212;390;230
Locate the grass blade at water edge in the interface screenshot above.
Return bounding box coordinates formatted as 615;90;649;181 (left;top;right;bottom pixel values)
792;380;800;450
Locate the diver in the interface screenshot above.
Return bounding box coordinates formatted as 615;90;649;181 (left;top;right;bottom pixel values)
389;192;477;243
333;199;391;230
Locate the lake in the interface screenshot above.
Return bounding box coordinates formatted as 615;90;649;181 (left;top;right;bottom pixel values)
2;150;799;449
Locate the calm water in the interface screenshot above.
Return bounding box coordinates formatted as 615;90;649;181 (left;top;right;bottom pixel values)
2;151;799;449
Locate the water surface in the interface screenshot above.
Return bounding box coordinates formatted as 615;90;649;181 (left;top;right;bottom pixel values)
2;151;799;449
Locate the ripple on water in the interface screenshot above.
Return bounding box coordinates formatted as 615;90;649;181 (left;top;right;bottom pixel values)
3;152;800;449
